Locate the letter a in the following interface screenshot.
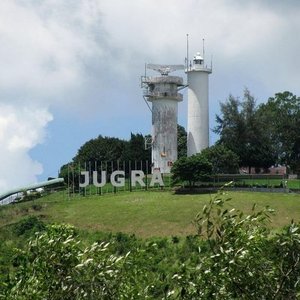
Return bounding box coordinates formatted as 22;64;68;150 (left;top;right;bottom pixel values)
150;170;164;187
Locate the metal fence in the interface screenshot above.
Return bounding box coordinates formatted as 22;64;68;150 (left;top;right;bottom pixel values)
66;161;172;198
174;172;290;189
212;174;287;187
67;162;298;197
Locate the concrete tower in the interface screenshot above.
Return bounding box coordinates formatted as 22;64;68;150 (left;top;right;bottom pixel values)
186;52;212;156
142;64;184;173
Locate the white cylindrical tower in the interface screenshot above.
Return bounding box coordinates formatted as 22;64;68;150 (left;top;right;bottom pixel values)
142;65;184;173
186;52;212;156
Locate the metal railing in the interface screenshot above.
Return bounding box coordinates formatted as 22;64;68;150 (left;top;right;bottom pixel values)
66;161;172;198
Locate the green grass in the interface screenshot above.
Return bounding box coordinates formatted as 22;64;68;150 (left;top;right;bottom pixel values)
1;190;300;237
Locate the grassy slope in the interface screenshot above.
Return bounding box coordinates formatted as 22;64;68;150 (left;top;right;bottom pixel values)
1;190;300;238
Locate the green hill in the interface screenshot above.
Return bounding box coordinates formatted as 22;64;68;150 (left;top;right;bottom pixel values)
1;190;300;299
1;190;300;238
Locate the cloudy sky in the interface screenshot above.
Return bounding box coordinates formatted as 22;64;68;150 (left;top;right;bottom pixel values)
0;0;300;191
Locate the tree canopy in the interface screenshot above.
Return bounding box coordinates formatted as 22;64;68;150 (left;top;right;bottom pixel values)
257;91;300;172
214;89;276;172
171;153;212;186
60;125;187;182
200;144;240;174
72;133;151;166
177;124;187;159
61;124;186;172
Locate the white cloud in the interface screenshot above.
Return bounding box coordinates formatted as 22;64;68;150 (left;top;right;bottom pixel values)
0;0;108;105
0;104;52;191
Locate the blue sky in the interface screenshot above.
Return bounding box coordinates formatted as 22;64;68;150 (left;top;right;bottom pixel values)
1;0;300;191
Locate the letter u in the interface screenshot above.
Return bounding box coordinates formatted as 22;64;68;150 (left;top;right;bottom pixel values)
93;171;106;187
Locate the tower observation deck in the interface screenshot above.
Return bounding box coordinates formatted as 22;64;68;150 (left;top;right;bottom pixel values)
141;64;184;173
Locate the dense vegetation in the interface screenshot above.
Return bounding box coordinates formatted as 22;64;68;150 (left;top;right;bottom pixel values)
171;145;240;186
59;133;151;181
171;153;212;186
0;190;299;299
215;90;300;173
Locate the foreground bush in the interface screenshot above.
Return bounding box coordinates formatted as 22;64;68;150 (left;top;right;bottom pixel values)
2;225;132;300
1;189;300;299
169;187;300;299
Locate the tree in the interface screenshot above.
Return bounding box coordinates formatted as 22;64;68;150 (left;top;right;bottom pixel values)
215;89;276;172
71;133;151;169
60;134;151;186
177;124;187;159
171;153;212;186
73;135;128;166
124;133;151;163
201;144;240;174
58;163;80;191
257;91;300;172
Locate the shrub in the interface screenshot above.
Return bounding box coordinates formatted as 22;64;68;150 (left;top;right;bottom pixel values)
168;187;300;299
5;224;131;300
13;215;45;236
171;153;212;186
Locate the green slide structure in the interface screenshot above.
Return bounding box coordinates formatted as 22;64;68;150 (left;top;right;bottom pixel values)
0;178;64;204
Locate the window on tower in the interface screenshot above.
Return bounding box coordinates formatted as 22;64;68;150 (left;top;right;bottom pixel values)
194;59;203;65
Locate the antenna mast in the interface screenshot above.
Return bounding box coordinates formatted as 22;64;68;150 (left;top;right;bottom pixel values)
186;33;189;71
202;38;205;62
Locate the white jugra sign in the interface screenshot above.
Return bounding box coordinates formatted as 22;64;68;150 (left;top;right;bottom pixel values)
79;170;164;188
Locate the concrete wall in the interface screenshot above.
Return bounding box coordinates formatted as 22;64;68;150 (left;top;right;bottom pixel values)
143;75;183;173
152;99;178;173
